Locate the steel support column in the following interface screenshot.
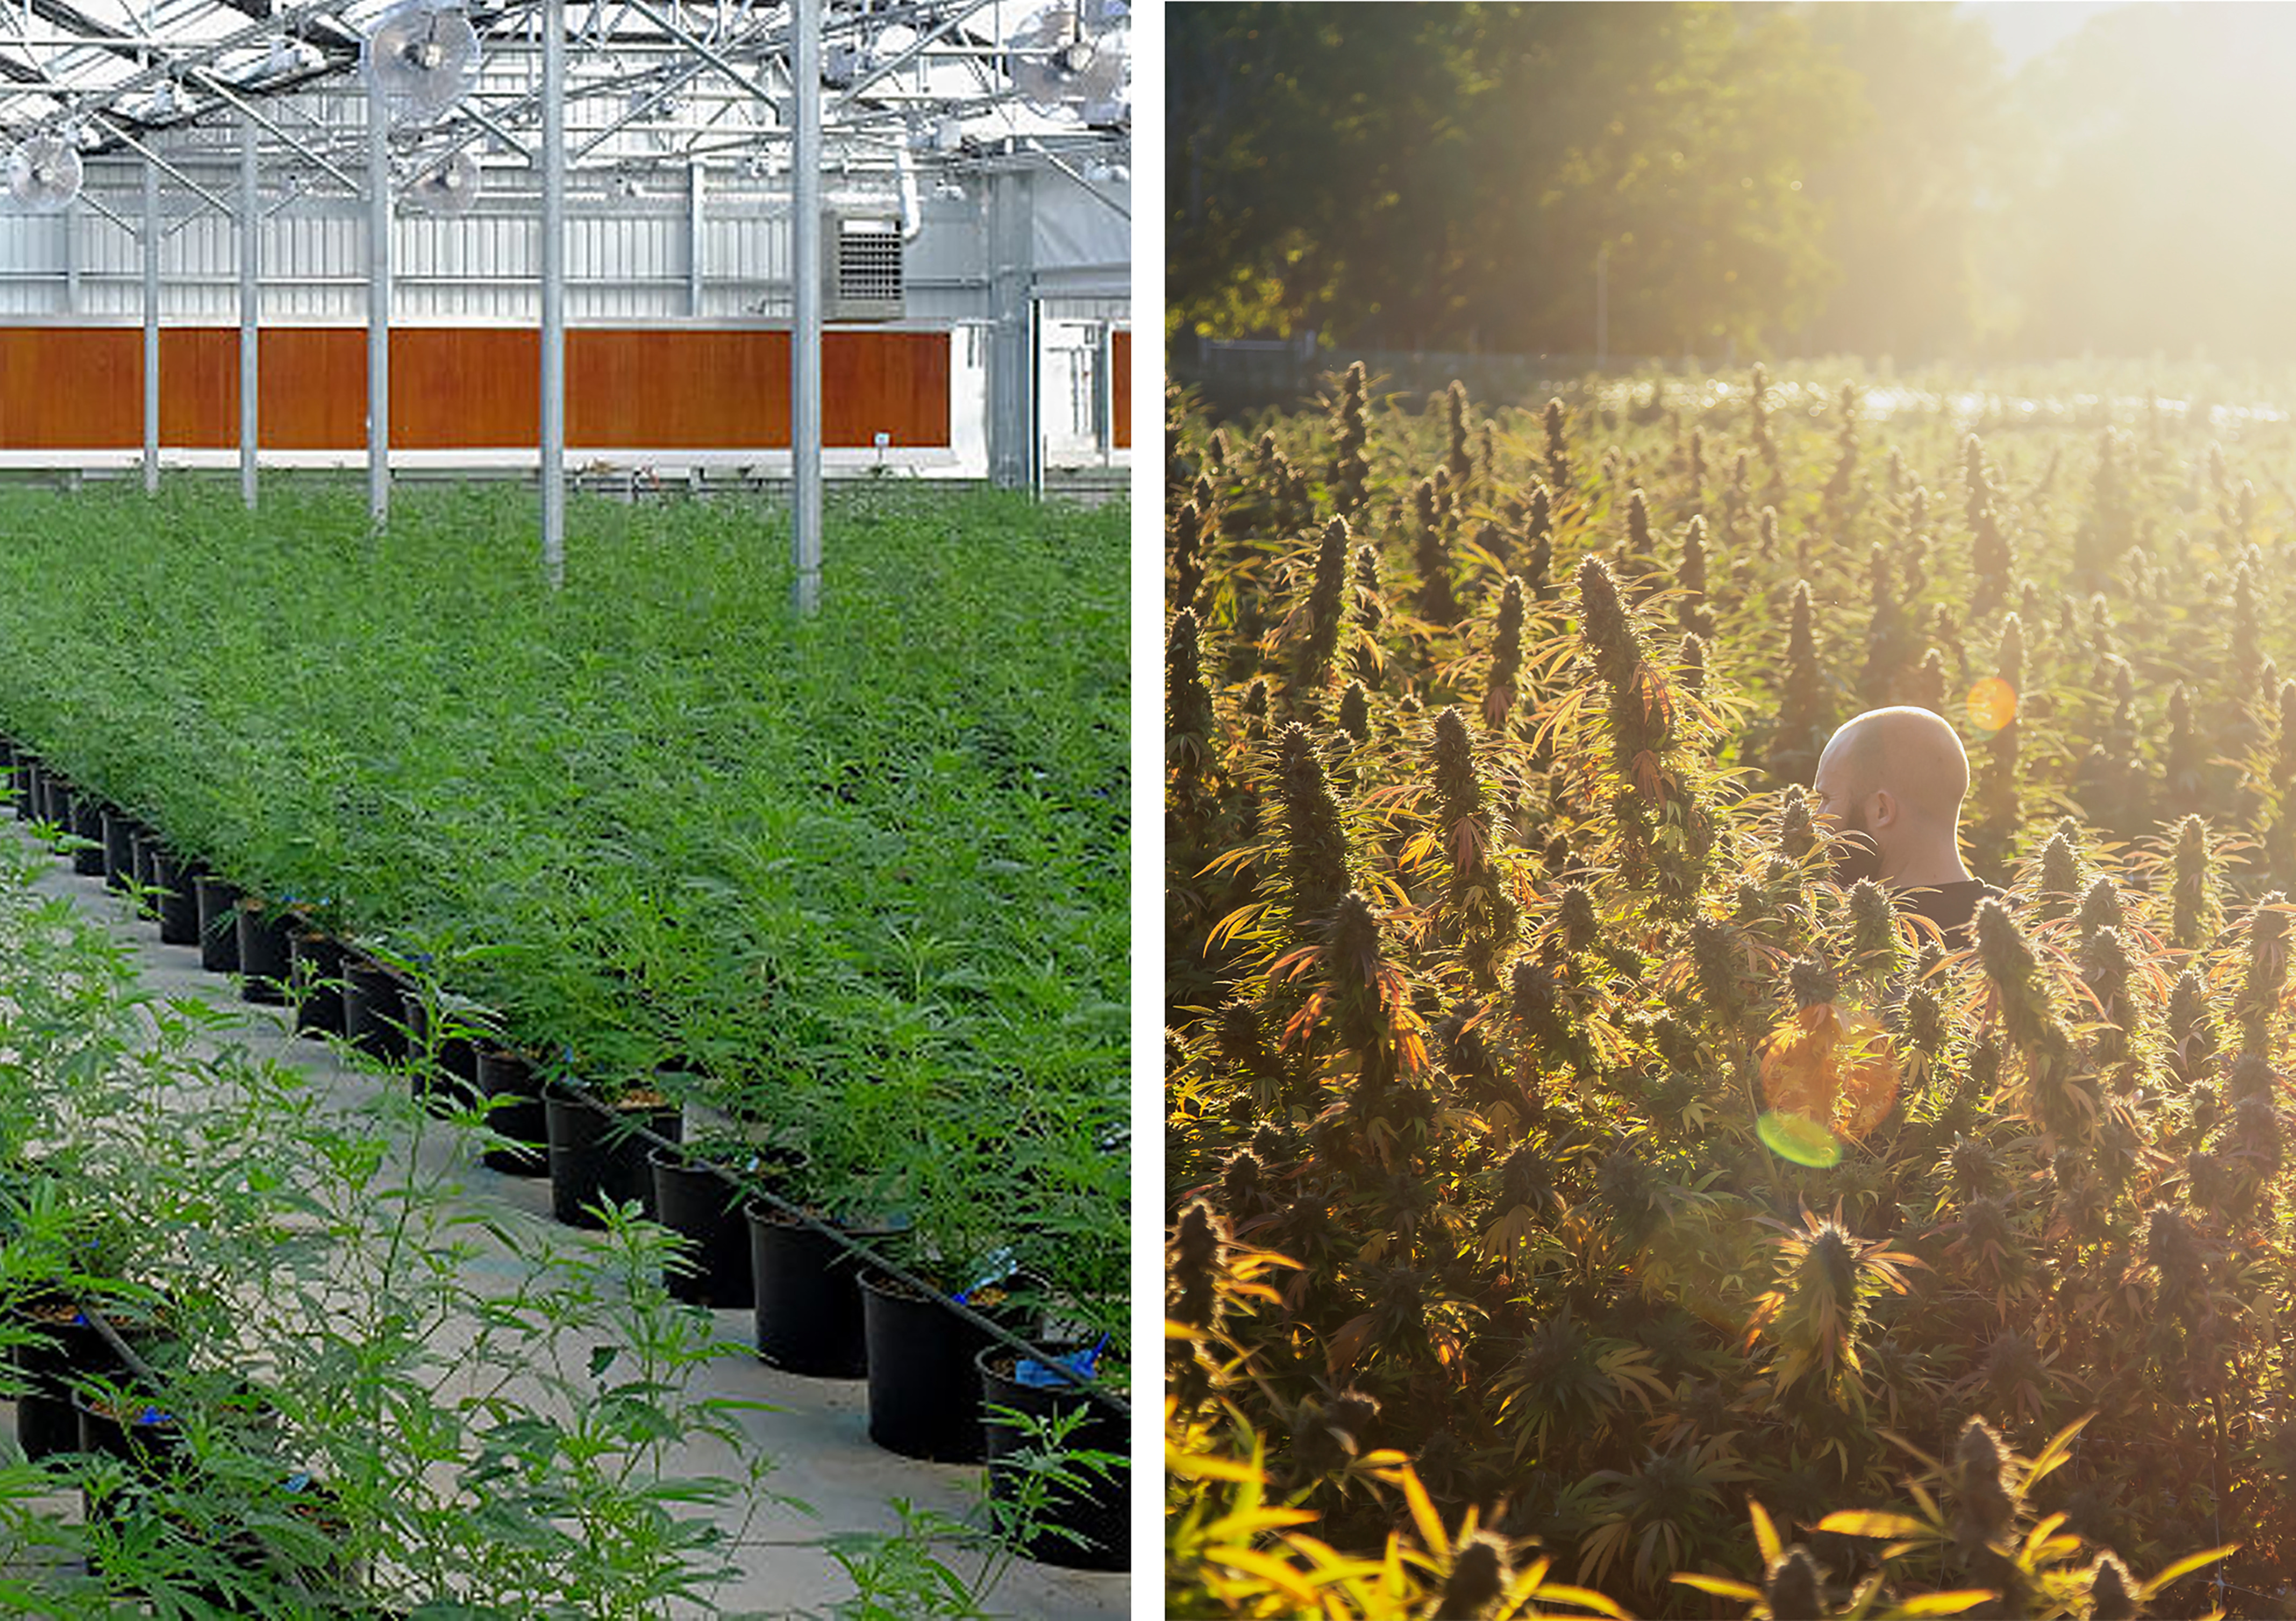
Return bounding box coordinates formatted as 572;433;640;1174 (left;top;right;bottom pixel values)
986;166;1034;492
366;66;390;525
792;0;823;615
239;107;259;509
540;0;566;588
141;157;158;496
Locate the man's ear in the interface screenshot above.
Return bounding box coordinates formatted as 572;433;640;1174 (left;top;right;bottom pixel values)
1868;789;1898;830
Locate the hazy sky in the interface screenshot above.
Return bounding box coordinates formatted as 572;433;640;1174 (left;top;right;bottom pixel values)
1962;0;2129;68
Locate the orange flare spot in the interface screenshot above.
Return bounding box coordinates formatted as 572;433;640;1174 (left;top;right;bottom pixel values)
1967;677;2017;733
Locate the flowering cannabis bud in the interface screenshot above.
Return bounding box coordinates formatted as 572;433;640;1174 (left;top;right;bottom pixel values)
1779;783;1817;861
1167;608;1215;774
1337;680;1371;745
1350;543;1387;650
1296;516;1350;687
1787;952;1839;1009
2086;1552;2138;1621
1445;379;1473;494
1623;486;1656;594
1220;1148;1277;1221
1559;884;1599;954
2036;824;2083;920
1679;631;1707;698
2167;966;2221;1085
2084;925;2135;1072
1412;477;1459;624
1486;576;1527;728
1950;1417;2017;1551
1678;514;1710;632
2170;815;2221;949
2077;875;2123;941
1169;1200;1227;1332
1171;499;1206;615
2228;1050;2273;1104
1330;361;1371;515
1770;580;1829;786
1216;999;1284;1088
1848;880;1901;980
1272;723;1351;930
1543;397;1573;492
2238;890;2290;1055
1438;1532;1510;1618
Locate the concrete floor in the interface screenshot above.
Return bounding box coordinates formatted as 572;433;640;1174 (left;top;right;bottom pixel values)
3;820;1131;1619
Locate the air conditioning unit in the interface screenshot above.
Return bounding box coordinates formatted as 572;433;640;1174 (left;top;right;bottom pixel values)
826;214;904;321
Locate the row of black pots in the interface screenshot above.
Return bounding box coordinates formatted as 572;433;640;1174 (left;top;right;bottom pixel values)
0;738;1128;1573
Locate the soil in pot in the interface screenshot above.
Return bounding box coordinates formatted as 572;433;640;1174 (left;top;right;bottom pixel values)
545;1087;682;1229
976;1343;1130;1572
99;810;139;894
476;1047;547;1175
67;795;106;877
234;901;292;1005
194;875;243;973
288;929;348;1039
860;1270;1030;1463
150;847;199;947
746;1204;909;1378
341;956;410;1065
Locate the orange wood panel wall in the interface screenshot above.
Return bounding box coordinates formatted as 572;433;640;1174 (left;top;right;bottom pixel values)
0;327;140;447
0;326;953;451
1112;330;1131;449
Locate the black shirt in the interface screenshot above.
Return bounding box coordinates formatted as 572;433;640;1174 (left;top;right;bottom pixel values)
1898;879;2002;948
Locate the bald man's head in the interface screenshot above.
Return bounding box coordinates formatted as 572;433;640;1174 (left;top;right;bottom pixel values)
1811;708;1973;885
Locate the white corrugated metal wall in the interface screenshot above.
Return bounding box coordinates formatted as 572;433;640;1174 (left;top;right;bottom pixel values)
0;167;988;326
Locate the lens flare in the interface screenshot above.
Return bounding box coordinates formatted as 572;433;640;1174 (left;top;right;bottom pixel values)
1967;677;2018;733
1757;1110;1843;1167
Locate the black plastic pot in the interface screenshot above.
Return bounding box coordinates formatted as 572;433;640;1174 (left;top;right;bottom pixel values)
976;1344;1129;1571
151;847;200;947
545;1088;681;1228
476;1047;547;1175
10;751;33;820
860;1271;1024;1462
288;929;348;1039
342;955;410;1065
193;875;243;973
67;794;106;877
34;767;64;827
746;1204;906;1377
127;830;159;918
404;996;487;1115
99;809;139;893
11;1299;113;1459
649;1149;753;1307
234;901;292;1005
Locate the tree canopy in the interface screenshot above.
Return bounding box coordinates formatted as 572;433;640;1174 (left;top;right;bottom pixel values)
1169;1;2296;362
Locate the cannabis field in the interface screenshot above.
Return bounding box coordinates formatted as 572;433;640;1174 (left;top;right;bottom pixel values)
1164;364;2296;1617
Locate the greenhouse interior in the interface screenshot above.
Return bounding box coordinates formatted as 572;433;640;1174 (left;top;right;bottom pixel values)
0;1;1129;1615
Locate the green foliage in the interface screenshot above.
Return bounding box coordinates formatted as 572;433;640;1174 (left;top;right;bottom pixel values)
0;479;1126;1335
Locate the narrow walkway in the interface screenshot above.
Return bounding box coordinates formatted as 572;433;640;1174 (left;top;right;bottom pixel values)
4;819;1129;1619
